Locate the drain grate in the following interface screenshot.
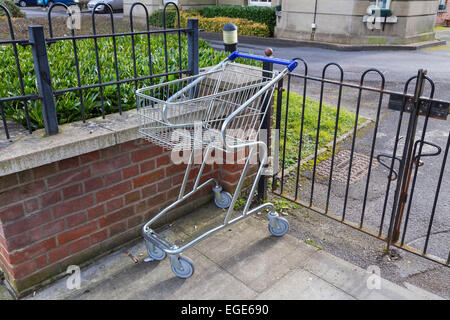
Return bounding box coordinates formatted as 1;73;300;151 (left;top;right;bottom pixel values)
315;150;378;184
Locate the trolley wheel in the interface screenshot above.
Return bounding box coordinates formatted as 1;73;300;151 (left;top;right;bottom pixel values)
145;240;166;261
171;256;195;279
214;191;232;209
268;216;290;237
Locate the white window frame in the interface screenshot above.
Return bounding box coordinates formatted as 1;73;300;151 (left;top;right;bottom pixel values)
249;0;272;7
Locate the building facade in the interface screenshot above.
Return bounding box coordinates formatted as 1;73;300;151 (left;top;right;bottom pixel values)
275;0;441;45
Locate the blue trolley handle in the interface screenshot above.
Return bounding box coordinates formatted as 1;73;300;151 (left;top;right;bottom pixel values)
228;51;298;72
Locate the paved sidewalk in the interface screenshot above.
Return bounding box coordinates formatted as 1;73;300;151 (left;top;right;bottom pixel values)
25;205;443;300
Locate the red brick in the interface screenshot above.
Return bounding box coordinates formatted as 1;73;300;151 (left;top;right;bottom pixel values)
0;204;24;223
47;167;90;189
221;170;241;184
0;173;18;192
35;254;48;269
70;237;90;254
123;165;139;179
141;184;157;198
124;191;140;205
172;173;185;186
58;157;79;171
149;193;166;206
5;234;30;251
12;260;35;279
91;154;130;175
100;145;120;159
106;198;123;212
43;220;65;237
120;141;140;153
0;181;46;207
165;164;187;177
157;178;171;193
109;221;127;237
40;191;61;208
80;151;100;164
17;169;34;185
96;181;132;203
48;245;70;264
8;237;56;265
3;210;52;238
140;159;155;173
105;171;122;186
24;199;39;214
57;221;98;245
34;163;58;180
127;215;143;228
90;229;107;245
99;206;134;228
66;212;87;228
63;184;83;200
133;169;165;188
29;227;43;243
131;146;162;162
156;154;171;167
87;204;105;220
53;194;94;218
84;177;104;193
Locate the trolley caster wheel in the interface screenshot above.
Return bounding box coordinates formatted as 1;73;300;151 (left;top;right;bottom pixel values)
145;240;166;261
214;191;233;209
170;255;195;279
268;216;290;237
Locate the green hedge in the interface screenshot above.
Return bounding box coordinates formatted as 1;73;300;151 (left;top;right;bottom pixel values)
198;5;276;36
149;9;180;29
0;0;25;18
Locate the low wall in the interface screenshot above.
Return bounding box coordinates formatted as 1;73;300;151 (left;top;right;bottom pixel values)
0;110;245;297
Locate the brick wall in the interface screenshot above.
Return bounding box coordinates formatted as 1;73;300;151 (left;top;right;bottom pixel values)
0;138;244;296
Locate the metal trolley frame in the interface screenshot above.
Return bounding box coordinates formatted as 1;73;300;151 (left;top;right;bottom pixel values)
136;52;298;278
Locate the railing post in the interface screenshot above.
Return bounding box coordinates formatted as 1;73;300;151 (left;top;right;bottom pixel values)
257;48;274;202
187;18;199;76
386;69;426;251
29;25;58;136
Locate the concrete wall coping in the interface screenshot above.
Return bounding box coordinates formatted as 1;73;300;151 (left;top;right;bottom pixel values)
0;110;141;177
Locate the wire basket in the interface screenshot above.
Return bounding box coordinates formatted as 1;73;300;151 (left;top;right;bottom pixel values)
136;62;278;150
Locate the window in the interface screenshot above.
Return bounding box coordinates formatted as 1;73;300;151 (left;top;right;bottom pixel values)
438;0;447;11
249;0;272;7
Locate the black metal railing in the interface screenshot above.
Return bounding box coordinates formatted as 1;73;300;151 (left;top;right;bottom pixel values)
0;2;198;139
272;60;450;265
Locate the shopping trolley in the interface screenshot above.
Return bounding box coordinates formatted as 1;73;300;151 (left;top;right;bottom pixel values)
136;52;298;278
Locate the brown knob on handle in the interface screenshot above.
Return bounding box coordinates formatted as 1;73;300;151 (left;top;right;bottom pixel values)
264;47;273;58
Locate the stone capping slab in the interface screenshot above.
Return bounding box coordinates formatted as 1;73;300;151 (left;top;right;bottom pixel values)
0;110;141;177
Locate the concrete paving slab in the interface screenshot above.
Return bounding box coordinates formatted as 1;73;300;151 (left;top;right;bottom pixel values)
301;250;444;300
26;215;443;300
195;216;319;293
256;269;355;300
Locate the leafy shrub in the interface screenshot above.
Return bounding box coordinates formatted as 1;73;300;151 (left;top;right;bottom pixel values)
149;9;180;28
180;12;270;38
0;35;260;129
198;5;276;36
0;0;25;18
